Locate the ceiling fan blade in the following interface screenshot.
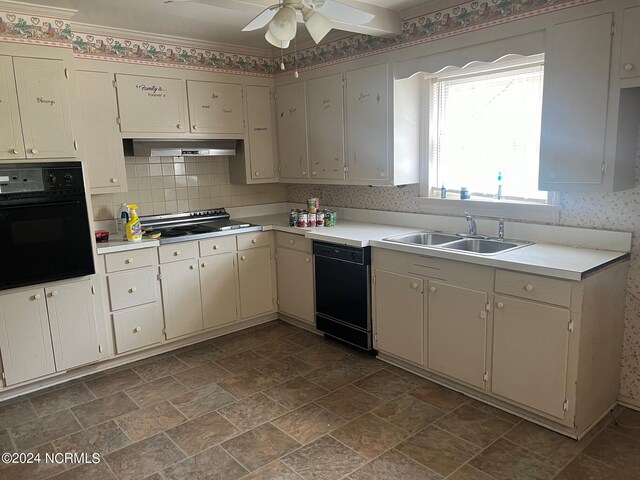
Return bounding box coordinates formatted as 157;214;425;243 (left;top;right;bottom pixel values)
242;5;280;31
315;0;374;26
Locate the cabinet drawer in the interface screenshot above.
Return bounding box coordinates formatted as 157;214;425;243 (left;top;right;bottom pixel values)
112;303;164;354
237;231;270;250
158;242;198;263
495;270;571;307
199;236;236;257
104;248;157;273
276;232;311;253
108;268;158;311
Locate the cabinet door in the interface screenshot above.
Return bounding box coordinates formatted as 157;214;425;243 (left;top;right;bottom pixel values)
238;248;274;318
428;281;487;389
277;247;314;324
187;81;244;134
77;70;127;193
374;270;424;366
621;6;640;78
0;289;55;385
492;295;570;419
13;57;75;158
0;56;25;160
246;85;276;180
346;64;389;181
276;82;310;179
539;14;613;189
308;74;345;180
160;259;204;339
46;279;100;371
115;74;187;133
200;253;239;329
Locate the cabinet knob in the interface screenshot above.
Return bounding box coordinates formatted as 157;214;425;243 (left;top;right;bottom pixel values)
193;125;198;130
134;326;142;333
125;258;134;264
110;178;118;183
10;149;19;155
33;293;41;300
429;286;436;293
302;171;307;176
49;290;58;297
411;283;419;289
624;63;634;71
312;171;317;176
176;124;182;129
128;287;137;293
289;239;295;244
379;172;385;177
305;257;311;262
189;264;196;270
497;301;504;309
254;171;260;177
30;148;39;154
213;245;219;250
241;255;247;260
174;250;181;256
201;262;207;268
524;284;534;292
251;239;257;244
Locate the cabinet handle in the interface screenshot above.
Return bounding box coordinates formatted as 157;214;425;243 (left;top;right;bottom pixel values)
125;258;134;264
254;171;260;177
134;326;142;333
49;291;58;297
30;148;39;154
201;262;207;268
73;140;78;151
241;255;247;260
128;287;137;293
11;149;19;155
380;172;385;177
289;239;295;244
177;124;182;129
251;239;257;244
312;171;317;176
429;286;436;293
189;264;196;270
524;284;534;292
213;245;219;250
305;257;311;262
110;178;118;183
302;171;307;176
411;283;419;289
497;301;504;309
193;125;198;130
174;250;181;256
33;293;41;300
624;63;634;71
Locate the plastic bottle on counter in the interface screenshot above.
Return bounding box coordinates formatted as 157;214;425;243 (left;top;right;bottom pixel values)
116;203;130;240
125;204;143;242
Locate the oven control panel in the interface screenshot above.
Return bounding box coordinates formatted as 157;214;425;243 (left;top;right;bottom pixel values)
0;162;85;195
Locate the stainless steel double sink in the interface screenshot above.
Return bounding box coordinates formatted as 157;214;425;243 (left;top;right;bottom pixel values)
384;232;530;255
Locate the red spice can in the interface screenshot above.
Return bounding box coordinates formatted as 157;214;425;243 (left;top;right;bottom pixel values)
296;212;308;228
308;213;317;227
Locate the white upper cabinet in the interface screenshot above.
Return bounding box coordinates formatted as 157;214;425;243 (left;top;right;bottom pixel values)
538;14;613;189
115;74;187;134
77;70;127;193
276;82;310;179
246;85;276;180
620;6;640;78
346;64;389;182
0;56;24;160
307;73;346;180
13;57;76;158
187;81;244;134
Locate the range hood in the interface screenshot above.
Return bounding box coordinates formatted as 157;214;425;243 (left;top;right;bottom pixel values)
131;140;237;157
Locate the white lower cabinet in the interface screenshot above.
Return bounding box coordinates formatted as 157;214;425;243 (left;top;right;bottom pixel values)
160;259;204;339
200;253;239;329
373;270;424;366
492;295;570;418
238;247;274;319
276;243;314;324
0;278;100;385
427;281;488;389
113;303;164;354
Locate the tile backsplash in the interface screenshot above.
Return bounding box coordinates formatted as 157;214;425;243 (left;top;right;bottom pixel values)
91;156;287;221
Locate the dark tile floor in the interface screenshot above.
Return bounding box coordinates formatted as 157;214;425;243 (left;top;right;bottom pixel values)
0;320;639;480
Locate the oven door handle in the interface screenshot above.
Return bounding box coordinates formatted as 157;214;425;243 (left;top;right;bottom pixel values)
0;198;84;210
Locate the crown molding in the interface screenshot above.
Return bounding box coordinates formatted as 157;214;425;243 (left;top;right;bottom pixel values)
0;0;76;20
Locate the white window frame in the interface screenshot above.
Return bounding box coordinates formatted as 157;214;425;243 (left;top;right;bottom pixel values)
418;54;560;223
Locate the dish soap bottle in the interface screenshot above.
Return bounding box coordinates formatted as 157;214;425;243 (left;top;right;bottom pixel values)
125;204;143;242
116;203;130;240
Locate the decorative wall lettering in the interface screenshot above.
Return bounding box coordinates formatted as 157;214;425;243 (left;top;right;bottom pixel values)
36;97;56;106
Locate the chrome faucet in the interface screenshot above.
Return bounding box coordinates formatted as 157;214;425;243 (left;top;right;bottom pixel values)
464;212;477;236
498;219;505;241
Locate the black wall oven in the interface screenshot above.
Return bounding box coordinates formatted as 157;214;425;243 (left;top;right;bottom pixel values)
0;162;94;291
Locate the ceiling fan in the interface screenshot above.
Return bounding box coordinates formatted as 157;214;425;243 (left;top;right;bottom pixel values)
243;0;375;48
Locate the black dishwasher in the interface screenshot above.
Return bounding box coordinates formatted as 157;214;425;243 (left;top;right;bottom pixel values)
314;241;373;351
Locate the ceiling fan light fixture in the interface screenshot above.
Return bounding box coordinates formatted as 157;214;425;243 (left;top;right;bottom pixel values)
268;5;297;41
302;6;332;44
265;29;290;48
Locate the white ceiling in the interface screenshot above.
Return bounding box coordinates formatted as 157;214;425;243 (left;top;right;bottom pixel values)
20;0;429;51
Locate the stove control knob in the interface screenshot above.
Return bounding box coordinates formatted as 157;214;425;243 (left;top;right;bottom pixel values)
64;173;73;183
47;174;56;185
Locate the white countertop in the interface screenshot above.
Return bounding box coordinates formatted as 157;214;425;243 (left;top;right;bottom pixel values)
96;212;629;280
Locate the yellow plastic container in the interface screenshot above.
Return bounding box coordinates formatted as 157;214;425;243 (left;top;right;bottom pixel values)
125;204;143;242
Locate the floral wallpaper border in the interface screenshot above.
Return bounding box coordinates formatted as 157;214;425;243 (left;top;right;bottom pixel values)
1;0;598;77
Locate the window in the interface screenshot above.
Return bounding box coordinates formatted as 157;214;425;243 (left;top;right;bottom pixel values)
426;56;547;203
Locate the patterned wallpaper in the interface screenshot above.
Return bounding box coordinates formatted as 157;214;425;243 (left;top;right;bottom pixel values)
288;131;640;405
